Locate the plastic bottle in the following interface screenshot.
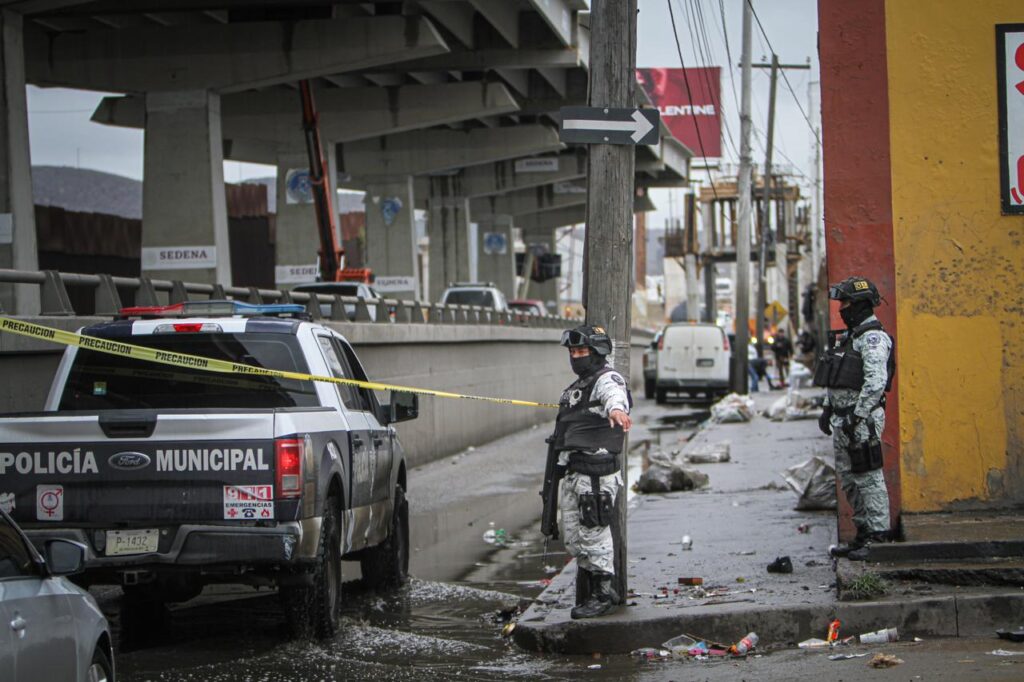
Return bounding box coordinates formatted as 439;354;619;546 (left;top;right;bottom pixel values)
483;522;497;544
730;632;759;655
495;528;508;545
681;535;693;550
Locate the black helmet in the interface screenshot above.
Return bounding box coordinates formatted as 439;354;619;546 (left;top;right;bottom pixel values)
828;276;881;306
560;324;613;356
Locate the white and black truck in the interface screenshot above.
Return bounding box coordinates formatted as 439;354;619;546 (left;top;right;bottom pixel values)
0;300;416;639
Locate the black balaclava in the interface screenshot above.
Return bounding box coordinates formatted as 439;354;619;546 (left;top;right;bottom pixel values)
840;300;874;329
570;351;606;376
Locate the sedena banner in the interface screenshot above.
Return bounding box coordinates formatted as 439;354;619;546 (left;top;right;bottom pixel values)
636;67;722;158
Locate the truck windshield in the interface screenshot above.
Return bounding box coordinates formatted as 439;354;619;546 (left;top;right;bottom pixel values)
444;290;494;307
58;333;319;410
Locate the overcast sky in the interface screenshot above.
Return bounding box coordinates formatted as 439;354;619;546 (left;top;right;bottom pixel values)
26;0;819;225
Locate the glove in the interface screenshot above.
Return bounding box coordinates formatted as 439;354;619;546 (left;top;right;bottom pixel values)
818;405;833;436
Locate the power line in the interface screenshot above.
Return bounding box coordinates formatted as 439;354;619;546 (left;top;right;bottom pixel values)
679;0;739;159
666;0;720;200
689;0;740;159
746;0;821;146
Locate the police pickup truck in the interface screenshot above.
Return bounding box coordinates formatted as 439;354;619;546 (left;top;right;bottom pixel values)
0;300;416;639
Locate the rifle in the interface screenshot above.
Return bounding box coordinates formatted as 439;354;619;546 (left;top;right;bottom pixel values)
540;435;566;539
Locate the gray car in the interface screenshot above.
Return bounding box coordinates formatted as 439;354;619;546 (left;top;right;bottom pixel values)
0;508;114;681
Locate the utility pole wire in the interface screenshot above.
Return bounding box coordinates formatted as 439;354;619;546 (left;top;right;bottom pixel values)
746;0;822;146
687;0;740;158
666;0;720;200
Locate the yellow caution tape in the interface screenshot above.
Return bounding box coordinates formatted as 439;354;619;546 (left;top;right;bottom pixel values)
0;316;558;409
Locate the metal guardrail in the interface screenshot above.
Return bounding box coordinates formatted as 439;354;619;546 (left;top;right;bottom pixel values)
0;268;578;328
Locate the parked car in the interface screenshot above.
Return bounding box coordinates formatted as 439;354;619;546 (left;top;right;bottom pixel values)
642;330;662;399
0;508;114;682
655;323;731;405
0;300;416;640
439;282;509;312
293;281;382;320
508;299;547;316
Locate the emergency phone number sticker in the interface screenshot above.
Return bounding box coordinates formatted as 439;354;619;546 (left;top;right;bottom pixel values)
223;484;273;520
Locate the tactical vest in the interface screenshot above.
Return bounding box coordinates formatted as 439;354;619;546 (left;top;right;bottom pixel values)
553;367;631;455
813;320;895;393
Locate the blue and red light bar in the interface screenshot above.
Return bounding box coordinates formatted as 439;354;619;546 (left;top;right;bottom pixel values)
118;300;306;319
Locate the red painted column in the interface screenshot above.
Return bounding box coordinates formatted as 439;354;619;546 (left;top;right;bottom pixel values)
818;0;901;540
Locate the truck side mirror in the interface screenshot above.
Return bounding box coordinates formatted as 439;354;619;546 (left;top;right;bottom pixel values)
389;391;419;423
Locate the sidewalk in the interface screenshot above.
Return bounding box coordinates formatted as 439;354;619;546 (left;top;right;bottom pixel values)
513;390;1024;655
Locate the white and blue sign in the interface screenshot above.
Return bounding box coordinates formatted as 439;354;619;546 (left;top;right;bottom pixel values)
285;169;313;204
483;232;508;255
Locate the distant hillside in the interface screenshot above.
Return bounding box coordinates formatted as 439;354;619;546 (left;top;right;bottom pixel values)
32;166;142;220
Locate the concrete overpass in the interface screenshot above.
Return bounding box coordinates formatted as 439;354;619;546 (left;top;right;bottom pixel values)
0;0;689;314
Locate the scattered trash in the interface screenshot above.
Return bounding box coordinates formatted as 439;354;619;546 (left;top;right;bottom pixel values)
997;627;1024;643
587;663;602;669
636;450;710;493
827;619;842;644
767;556;793;574
798;638;830;649
482;522;507;545
829;653;869;661
798;523;811;534
989;649;1024;656
680;534;693;550
684;442;731;463
677;576;703;586
734;550;757;556
869;654;904;668
736;577;746;583
860;627;899;644
710;393;756;423
542;565;558;574
501;622;516;637
630;647;671;661
730;632;759;656
781;456;837;511
662;633;732;658
765;390;820;421
661;634;698;655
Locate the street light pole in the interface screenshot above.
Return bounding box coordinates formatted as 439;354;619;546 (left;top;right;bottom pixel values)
735;0;754;393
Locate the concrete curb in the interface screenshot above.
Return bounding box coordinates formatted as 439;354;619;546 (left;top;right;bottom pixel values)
513;589;1024;655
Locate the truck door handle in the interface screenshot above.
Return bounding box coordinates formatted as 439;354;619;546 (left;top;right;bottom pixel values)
372;436;385;447
352;436;364;449
10;615;26;632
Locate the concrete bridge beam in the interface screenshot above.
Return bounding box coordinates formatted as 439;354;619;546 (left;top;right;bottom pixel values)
0;10;38;314
470;183;586;217
91;80;521;145
141;90;231;285
25;15;449;92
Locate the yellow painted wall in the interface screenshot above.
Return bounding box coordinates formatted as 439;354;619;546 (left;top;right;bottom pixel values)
886;0;1023;511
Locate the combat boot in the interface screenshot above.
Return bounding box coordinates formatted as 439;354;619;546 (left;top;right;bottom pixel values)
848;531;890;562
829;526;869;558
570;572;619;619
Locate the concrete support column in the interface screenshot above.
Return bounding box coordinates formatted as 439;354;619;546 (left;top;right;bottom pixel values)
775;198;793;330
426;176;471;301
142;91;231;285
522;227;559;312
365;176;419;300
0;11;38;314
274;148;339;289
474;214;515;300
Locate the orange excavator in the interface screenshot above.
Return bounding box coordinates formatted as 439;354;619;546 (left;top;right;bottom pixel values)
298;79;372;284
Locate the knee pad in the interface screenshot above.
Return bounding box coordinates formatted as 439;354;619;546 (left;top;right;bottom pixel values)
578;492;614;528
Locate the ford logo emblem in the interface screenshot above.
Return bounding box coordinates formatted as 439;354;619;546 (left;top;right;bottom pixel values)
108;452;151;470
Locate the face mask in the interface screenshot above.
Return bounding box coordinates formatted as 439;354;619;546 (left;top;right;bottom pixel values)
840;300;874;328
570;353;604;376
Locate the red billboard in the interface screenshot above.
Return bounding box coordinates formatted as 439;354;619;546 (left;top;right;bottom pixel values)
636;67;722;158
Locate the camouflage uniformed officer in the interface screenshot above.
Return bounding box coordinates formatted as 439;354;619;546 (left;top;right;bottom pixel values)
814;277;895;561
550;325;632;619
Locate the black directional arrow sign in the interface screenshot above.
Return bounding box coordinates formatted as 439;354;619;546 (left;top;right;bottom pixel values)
558;106;661;146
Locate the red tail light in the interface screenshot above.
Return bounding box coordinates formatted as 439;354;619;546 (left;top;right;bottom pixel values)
722;332;730;352
172;323;204;333
658;334;666;350
275;438;303;498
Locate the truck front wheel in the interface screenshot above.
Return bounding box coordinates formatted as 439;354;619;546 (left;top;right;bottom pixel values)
360;486;409;590
282;496;342;639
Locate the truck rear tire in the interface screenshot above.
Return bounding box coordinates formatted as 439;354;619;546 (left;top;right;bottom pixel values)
360;486;409;590
283;496;342;639
644;377;655;400
655;388;667;405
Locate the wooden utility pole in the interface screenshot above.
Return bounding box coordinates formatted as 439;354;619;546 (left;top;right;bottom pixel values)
735;0;754;393
582;0;637;603
752;57;810;358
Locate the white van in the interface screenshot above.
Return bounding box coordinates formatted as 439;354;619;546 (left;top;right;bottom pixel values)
655;323;731;405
